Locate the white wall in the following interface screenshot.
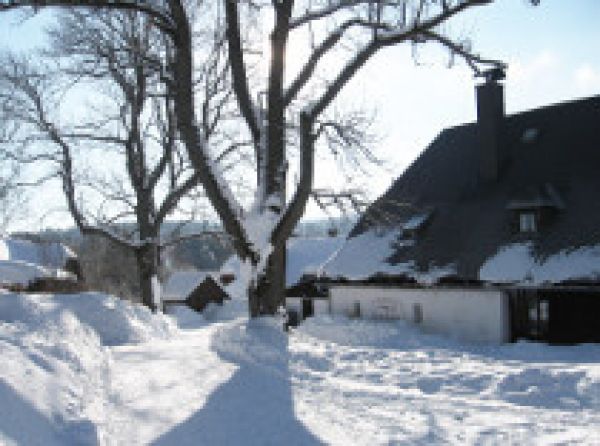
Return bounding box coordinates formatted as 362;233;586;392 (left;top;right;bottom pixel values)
329;286;510;343
313;299;329;315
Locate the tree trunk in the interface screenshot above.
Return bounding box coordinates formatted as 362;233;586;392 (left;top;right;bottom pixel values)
136;242;160;312
247;240;286;317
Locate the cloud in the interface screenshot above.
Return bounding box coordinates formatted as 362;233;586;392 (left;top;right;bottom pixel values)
507;50;559;83
574;64;600;92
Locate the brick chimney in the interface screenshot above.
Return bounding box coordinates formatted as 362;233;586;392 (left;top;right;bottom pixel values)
476;68;506;182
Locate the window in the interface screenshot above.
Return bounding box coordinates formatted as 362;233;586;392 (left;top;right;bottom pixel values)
413;303;423;324
519;212;537;233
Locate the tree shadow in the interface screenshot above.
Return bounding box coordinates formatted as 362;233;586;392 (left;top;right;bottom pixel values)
0;378;64;445
152;320;323;446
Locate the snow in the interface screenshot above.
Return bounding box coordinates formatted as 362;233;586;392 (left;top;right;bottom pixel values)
162;270;212;301
151;275;162;309
0;239;76;287
1;291;599;444
0;292;176;445
0;260;51;286
286;236;345;285
321;229;454;283
403;212;430;231
221;236;345;294
0;238;75;268
321;229;407;278
479;243;600;284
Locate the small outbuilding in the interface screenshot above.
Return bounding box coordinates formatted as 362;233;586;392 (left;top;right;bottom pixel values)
186;276;230;312
162;270;230;313
0;238;83;293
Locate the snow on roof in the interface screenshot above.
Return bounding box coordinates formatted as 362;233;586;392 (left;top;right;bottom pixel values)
0;261;51;287
321;229;410;279
321;229;455;284
287;236;345;285
402;212;430;231
479;243;600;284
162;270;213;301
0;238;75;268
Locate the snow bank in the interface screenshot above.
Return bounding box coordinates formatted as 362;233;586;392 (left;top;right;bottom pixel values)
480;243;600;283
0;292;177;445
297;314;456;349
0;292;176;346
211;317;288;374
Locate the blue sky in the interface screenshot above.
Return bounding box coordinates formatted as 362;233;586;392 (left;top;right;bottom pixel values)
320;0;600;201
1;1;599;229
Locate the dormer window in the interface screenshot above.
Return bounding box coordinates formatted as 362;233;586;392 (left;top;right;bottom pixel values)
519;212;537;233
507;184;565;234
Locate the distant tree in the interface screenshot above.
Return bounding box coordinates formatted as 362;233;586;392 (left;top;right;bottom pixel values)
0;163;27;236
0;0;539;317
0;7;233;310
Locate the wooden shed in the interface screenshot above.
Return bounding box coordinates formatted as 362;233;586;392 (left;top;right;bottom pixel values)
186;276;230;312
162;271;230;313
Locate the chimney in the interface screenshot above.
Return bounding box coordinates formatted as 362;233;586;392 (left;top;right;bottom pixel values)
476;68;506;182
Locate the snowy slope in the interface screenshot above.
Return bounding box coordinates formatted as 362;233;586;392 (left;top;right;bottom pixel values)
221;236;345;288
162;270;213;301
1;292;599;445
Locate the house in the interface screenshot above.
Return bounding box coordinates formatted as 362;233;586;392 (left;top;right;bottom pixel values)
320;73;600;343
0;238;83;292
285;278;330;324
162;270;229;313
328;281;510;343
325;75;600;283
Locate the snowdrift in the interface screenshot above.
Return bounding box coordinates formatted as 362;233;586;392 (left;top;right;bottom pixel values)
0;292;176;445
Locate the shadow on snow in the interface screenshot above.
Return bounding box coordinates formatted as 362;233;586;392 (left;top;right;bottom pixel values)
152;318;323;446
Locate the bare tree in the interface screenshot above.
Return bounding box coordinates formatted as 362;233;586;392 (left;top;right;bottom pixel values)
0;163;27;235
0;7;232;310
0;0;539;317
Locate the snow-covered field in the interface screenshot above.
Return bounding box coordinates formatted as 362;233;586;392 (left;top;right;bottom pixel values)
1;291;599;445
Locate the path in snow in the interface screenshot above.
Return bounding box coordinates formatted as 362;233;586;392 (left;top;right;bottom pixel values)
101;324;237;444
99;312;600;445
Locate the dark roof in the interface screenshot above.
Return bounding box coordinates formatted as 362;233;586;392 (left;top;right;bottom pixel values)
186;276;230;312
353;94;600;279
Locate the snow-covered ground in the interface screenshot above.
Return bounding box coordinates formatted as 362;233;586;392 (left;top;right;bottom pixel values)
1;291;599;445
